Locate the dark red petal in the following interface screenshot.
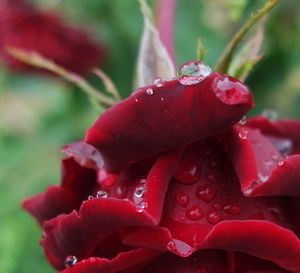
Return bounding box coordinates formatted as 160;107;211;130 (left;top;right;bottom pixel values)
122;140;292;257
139;249;230;273
231;252;288;273
86;73;253;173
218;126;300;197
247;117;300;153
23;185;81;224
61;249;161;273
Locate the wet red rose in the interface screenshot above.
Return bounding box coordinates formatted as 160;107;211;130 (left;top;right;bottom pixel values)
0;0;105;75
23;67;300;273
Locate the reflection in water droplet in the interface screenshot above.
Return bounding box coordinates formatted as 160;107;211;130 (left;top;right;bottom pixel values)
146;88;154;95
134;185;147;198
223;203;241;215
140;178;147;184
167;240;176;250
136;201;148;212
207;210;221;224
239;116;247;125
88;195;94;200
96;190;108;198
186;205;204;220
176;192;190;207
65;255;77;268
177;61;212;86
196;185;215;202
153;77;165;87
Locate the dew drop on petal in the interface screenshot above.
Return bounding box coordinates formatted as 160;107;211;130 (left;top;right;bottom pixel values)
223;203;241;215
176;192;190;207
88;195;94;200
146;88;154;95
239;129;248;140
186;205;204;220
140;178;147;184
177;61;212;86
174;159;201;184
153;77;165;87
136;201;148;212
262;109;278;121
278;160;284;166
167;240;176;251
196;185;215;202
239;116;247;125
134;185;147;198
65;255;77;268
96;190;108;198
207;210;221;225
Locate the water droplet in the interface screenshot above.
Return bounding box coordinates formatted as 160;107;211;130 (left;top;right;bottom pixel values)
207;211;221;224
167;240;176;250
176;192;189;207
65;255;77;268
174;159;201;184
239;129;248;140
186;205;204;220
88;195;94;200
262;109;278;121
212;75;250;105
136;201;148;212
258;173;269;183
223;203;241;215
153;77;165;87
146;88;154;95
96;190;108;198
135;98;139;103
196;185;215;202
134;185;147;198
177;61;212;86
239;116;247;125
140;178;146;184
278;160;284;166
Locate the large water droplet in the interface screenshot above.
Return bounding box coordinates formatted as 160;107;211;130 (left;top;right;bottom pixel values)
177;61;212;86
146;88;154;95
134;185;147;198
212;75;250;105
65;255;77;268
207;210;221;224
153;77;165;87
222;203;241;215
196;185;215;202
176;192;190;207
186;205;204;220
96;190;108;198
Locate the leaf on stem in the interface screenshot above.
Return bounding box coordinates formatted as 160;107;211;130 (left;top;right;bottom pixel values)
135;0;176;88
215;0;281;74
6;47;116;110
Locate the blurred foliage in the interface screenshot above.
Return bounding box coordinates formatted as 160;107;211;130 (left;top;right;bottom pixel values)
1;1;300;272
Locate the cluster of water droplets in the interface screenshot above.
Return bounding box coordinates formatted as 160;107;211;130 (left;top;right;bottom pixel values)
134;178;148;213
87;190;108;200
177;61;212;86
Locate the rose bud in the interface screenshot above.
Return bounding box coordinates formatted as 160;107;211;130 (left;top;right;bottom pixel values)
86;62;253;173
0;0;105;75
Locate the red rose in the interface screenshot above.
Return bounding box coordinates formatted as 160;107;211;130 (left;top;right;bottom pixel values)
0;0;105;75
23;67;300;273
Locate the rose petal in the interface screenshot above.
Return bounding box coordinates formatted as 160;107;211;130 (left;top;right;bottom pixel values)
86;73;253;173
217;126;300;197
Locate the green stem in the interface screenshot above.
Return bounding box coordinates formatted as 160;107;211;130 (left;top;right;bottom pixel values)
6;47;116;108
215;0;281;74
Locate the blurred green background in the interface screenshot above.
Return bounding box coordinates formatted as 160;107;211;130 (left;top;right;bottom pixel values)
1;0;300;272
